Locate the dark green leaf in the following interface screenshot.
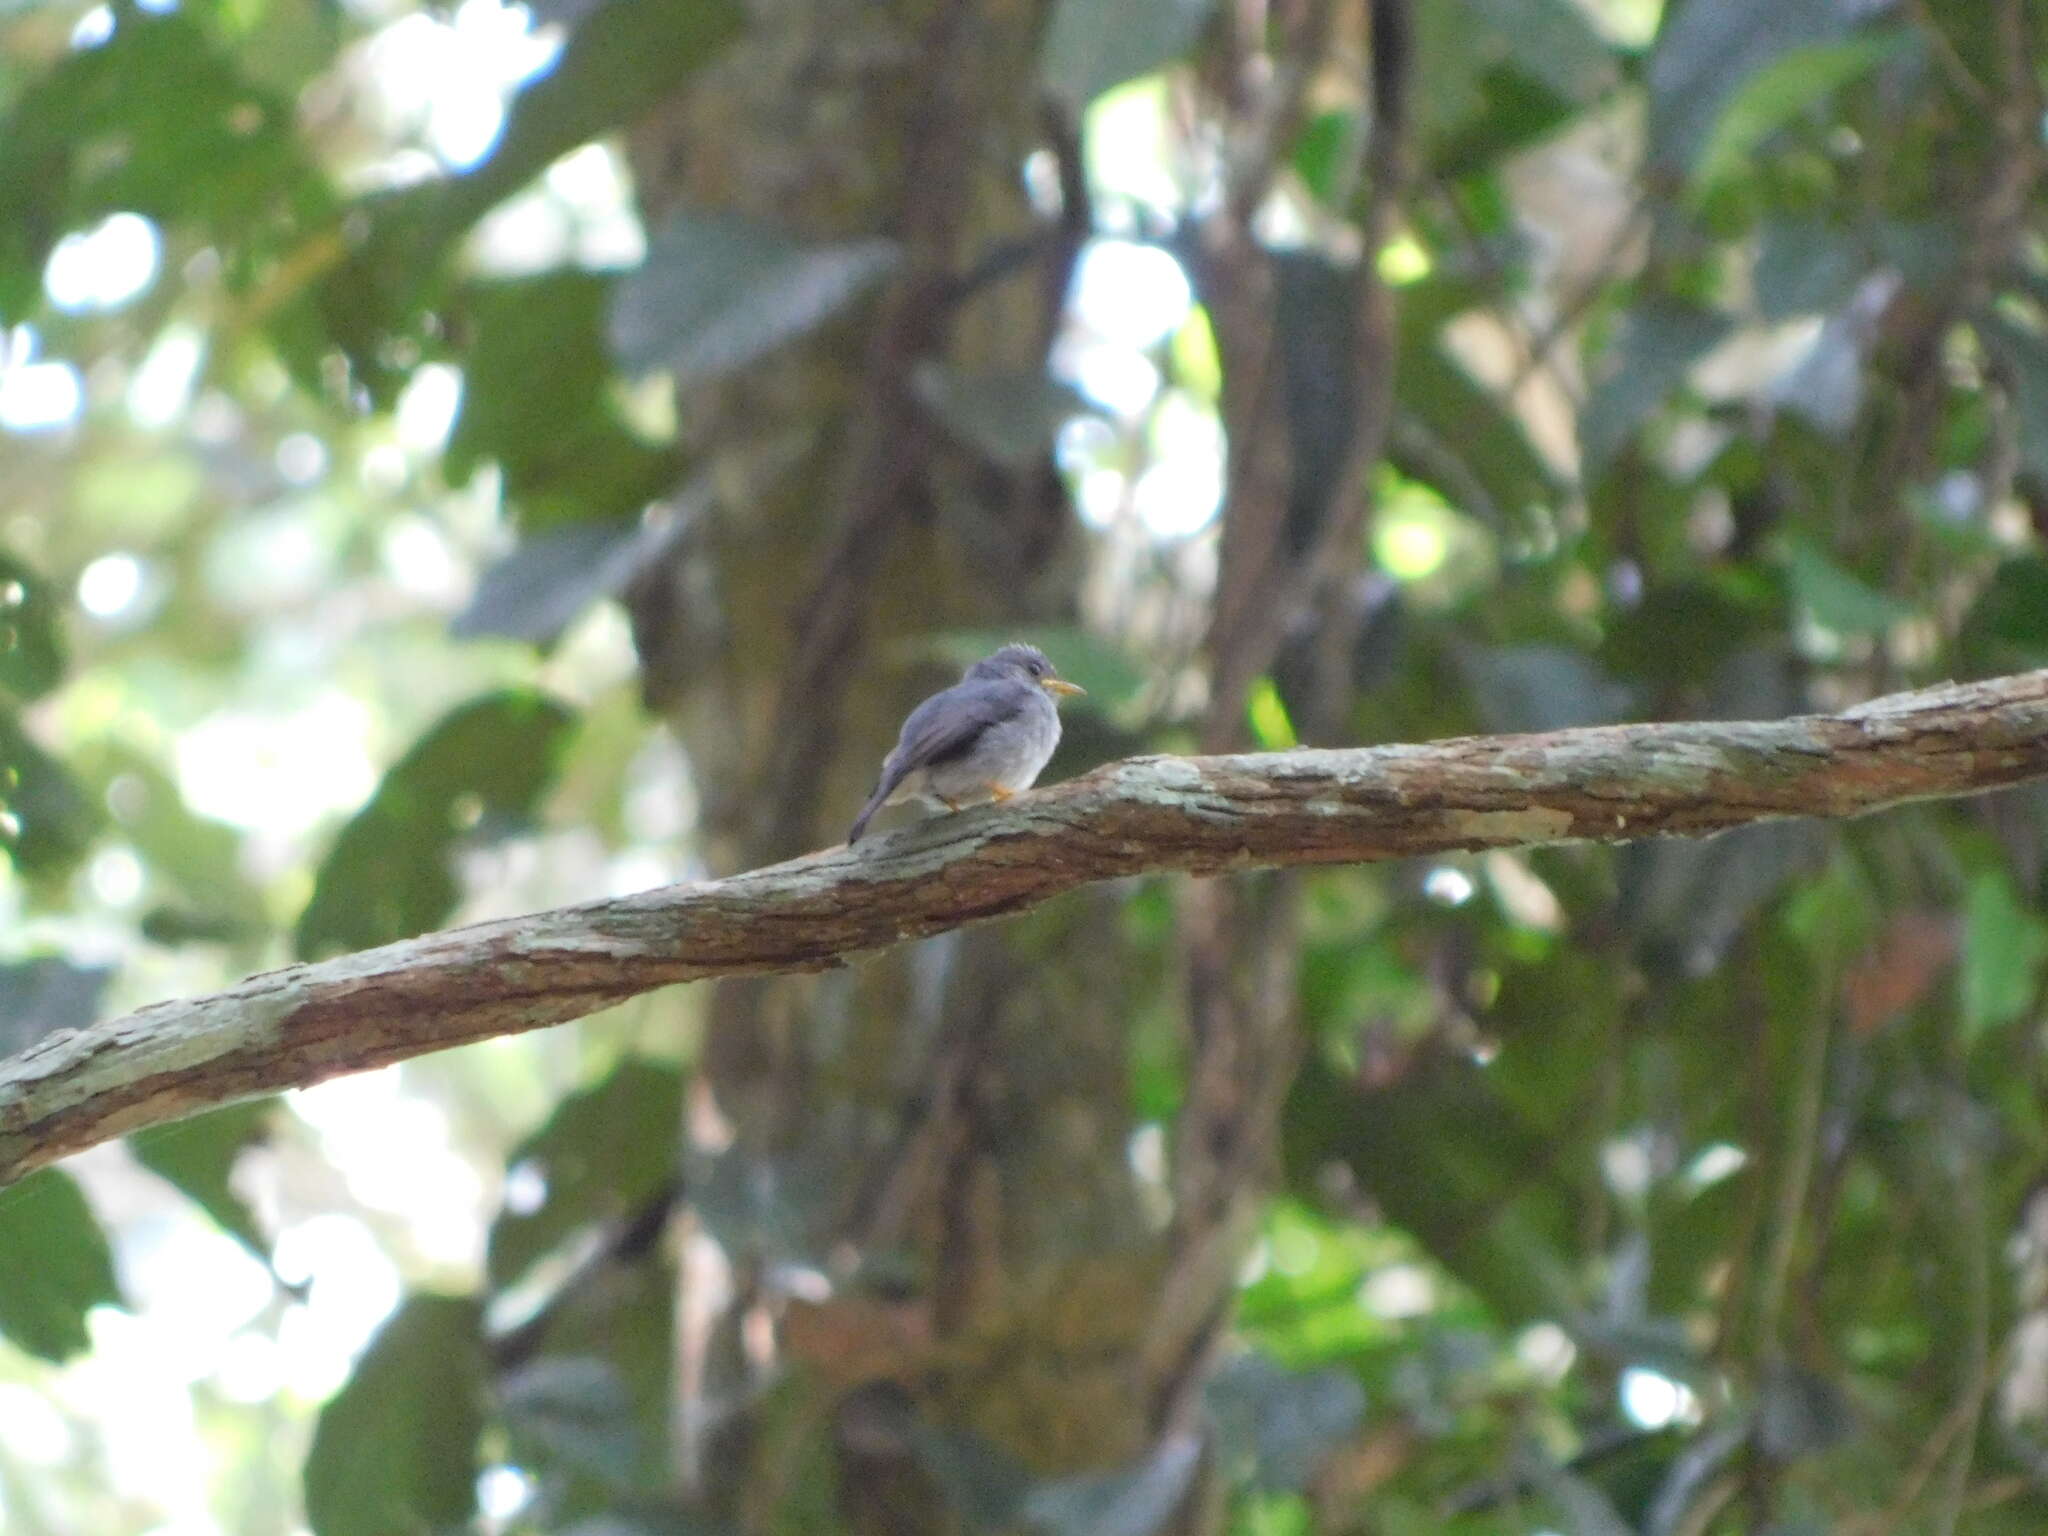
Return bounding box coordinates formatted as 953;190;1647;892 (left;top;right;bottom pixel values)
1600;581;1769;687
1274;251;1363;544
1022;1432;1201;1536
1960;556;2048;670
1458;644;1631;733
610;212;900;382
295;690;577;958
0;1169;123;1362
444;272;681;529
1466;0;1618;106
488;1056;684;1291
1754;1359;1853;1459
129;1098;276;1262
304;1293;486;1536
0;956;109;1058
0;709;99;878
0;13;326;316
1038;0;1218;112
1206;1352;1365;1492
1580;299;1733;477
1782;539;1914;636
912;363;1087;469
453;515;691;645
1647;0;1851;172
1982;314;2048;482
0;548;64;703
500;1354;641;1485
1691;32;1908;196
1960;868;2048;1040
1621;823;1824;977
297;0;744;399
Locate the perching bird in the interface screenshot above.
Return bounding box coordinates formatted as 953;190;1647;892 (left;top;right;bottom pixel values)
847;643;1085;844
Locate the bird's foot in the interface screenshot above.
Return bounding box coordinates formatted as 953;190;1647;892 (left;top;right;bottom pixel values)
985;782;1015;803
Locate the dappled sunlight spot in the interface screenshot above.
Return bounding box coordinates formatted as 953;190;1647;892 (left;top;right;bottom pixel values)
176;694;377;834
293;1078;486;1267
0;1382;74;1464
1083;78;1184;220
273;1214;404;1396
70;1309;209;1516
396;363;462;454
128;328;206;429
1375;513;1449;581
479;1465;537;1522
381;514;467;605
1515;1322;1577;1383
1134;390;1224;538
1620;1366;1699;1430
1422;866;1476;906
1376;233;1431;286
356;0;562;176
112;1219;272;1373
1359;1264;1435;1319
1684;1142;1748;1190
1072;240;1192;351
77;551;145;620
212;1330;285;1405
45;213;161;314
0;360;84;432
69;3;113;47
86;844;145;908
1059;339;1160;419
275;432;329;486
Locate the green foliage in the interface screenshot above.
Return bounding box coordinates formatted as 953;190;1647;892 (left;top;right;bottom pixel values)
302;1293;487;1536
129;1098;277;1263
609;212;901;382
487;1055;683;1291
1039;0;1217;114
295;689;577;957
0;1170;123;1362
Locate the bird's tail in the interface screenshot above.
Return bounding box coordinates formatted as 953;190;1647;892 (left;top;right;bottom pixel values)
846;782;892;845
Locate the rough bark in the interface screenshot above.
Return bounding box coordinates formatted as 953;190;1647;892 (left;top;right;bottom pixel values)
4;667;2046;1189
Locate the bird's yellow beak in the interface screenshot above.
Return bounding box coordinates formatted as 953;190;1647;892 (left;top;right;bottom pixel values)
1043;678;1085;697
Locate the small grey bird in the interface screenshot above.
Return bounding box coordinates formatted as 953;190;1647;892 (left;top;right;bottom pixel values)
847;643;1085;844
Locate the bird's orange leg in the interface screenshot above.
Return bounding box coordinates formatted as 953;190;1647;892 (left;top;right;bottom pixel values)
985;783;1014;803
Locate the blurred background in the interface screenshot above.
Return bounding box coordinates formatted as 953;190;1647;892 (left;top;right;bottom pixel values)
5;0;2048;1531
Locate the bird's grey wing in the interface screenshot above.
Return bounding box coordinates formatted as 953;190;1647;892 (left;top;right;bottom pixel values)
848;681;1020;843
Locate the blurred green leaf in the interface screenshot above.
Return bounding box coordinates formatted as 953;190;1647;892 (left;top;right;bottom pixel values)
1622;823;1824;977
1782;540;1914;636
1982;314;2048;482
0;547;64;703
303;1293;486;1536
295;690;577;958
1274;251;1363;543
1601;582;1770;688
1647;0;1852;171
610;212;900;382
1960;869;2048;1040
1459;644;1631;733
0;709;99;878
1468;0;1618;106
298;0;744;398
1754;218;1865;322
0;955;109;1058
0;12;325;316
1022;1432;1201;1536
488;1056;683;1292
453;515;691;645
1960;555;2048;670
1691;33;1907;197
500;1354;641;1486
912;363;1088;469
1206;1352;1365;1492
1039;0;1217;112
1581;298;1733;476
129;1098;276;1263
0;1169;123;1362
1285;1052;1578;1323
444;272;682;530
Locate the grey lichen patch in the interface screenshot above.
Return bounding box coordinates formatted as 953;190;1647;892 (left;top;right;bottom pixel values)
1439;807;1576;845
1119;756;1205;798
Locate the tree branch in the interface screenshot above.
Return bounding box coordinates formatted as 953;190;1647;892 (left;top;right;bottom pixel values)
5;669;2048;1187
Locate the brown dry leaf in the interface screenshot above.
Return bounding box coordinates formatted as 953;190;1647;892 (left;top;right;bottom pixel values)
1844;909;1957;1035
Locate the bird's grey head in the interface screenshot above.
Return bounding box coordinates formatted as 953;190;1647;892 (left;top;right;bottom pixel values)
966;643;1085;697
